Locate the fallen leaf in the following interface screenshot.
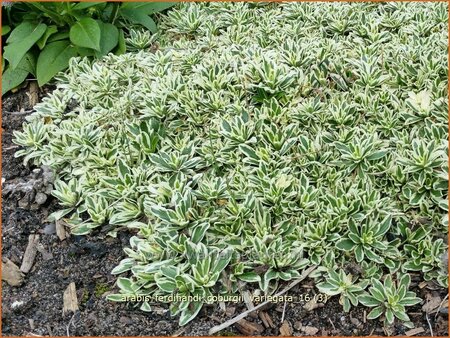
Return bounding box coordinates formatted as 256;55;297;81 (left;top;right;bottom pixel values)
279;320;293;336
304;298;324;311
301;326;319;335
235;319;264;335
63;282;79;315
2;259;24;286
405;327;425;336
422;296;441;313
259;311;275;328
55;219;67;241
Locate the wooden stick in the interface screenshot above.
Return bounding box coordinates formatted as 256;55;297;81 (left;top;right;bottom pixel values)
208;265;317;335
20;234;40;273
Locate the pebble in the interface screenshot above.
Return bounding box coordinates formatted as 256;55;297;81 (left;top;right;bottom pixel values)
18;197;29;209
35;192;47;205
11;300;26;312
120;316;132;325
43;223;56;235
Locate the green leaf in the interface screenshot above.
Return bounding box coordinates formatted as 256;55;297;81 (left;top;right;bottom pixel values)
2;52;36;95
140;301;152;312
342;296;351;312
399;297;421;306
120;8;158;32
399;273;411;290
47;31;70;43
46;208;73;222
191;223;209;243
117;277;136;293
355;245;364;262
36;41;77;86
95;22;119;58
120;2;175;14
394;310;410;322
150;205;177;223
70;223;92;235
156;278;176;292
335;238;357;251
358;294;381;307
72;2;104;10
376;215;392;237
115;28;126;55
36;25;58;50
238;272;261;283
370;278;386;299
385;308;395;324
367;305;384;319
179;300;203;326
6;22;41;44
111;258;135;274
317;282;340;296
69;18;101;51
2;25;11;36
213;248;233;274
367;150;388;161
4;23;47;69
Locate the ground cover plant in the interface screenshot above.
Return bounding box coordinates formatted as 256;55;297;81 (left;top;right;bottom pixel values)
1;1;174;94
13;1;448;331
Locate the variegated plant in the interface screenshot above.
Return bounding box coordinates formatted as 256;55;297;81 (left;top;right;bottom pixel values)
14;2;448;327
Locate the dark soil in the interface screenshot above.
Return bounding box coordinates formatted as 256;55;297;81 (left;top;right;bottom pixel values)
1;85;448;336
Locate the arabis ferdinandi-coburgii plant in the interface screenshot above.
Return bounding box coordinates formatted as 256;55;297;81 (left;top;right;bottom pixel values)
14;2;448;327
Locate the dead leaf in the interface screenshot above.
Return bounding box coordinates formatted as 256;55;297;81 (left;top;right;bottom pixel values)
259;311;275;328
63;282;79;315
301;326;319;335
27;82;39;107
235;319;264;335
2;258;24;286
405;327;425;336
304;297;324;311
422;296;441;313
279;320;293;336
55;220;67;241
418;281;428;289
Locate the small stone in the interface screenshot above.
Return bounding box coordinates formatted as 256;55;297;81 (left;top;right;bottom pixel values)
119;316;132;325
42;166;55;185
35;192;47;205
11;300;26;312
293;321;302;331
45;184;53;194
43;223;56;235
18;197;29;209
225;306;236;317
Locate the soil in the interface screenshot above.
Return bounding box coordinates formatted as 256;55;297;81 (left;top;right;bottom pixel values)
1;84;448;336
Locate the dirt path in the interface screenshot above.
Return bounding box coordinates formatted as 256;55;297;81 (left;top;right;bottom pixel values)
1;85;448;336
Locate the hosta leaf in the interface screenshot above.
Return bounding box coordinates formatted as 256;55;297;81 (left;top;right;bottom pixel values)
4;23;47;69
69;18;101;51
36;41;77;86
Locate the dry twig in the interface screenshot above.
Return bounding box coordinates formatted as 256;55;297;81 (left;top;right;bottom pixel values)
208;265;316;335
